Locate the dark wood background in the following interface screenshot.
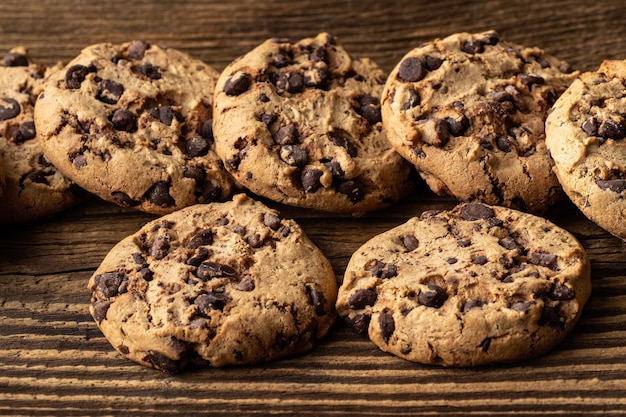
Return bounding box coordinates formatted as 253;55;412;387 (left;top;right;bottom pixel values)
1;1;626;415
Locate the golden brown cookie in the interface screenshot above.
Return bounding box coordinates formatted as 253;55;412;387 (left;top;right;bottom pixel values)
381;30;577;214
88;194;338;373
336;202;591;366
34;41;237;215
213;33;413;214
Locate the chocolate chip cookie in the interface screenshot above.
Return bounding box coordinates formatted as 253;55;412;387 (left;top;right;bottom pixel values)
213;33;413;214
0;47;84;223
381;30;578;214
336;202;591;366
546;59;626;239
34;40;236;215
88;193;338;372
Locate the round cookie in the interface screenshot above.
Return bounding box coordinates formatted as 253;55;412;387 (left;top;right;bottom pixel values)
34;40;237;215
0;47;84;224
546;59;626;239
88;193;338;373
336;202;591;367
213;33;413;214
381;30;578;214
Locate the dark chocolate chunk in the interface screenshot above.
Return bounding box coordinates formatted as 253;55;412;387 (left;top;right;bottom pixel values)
96;79;124;104
235;279;255;292
398;57;426;82
91;300;112;322
596;178;626;193
22;170;48;185
368;259;398;279
195;291;231;313
301;168;323;192
496;135;513;152
498;236;518;250
200;119;213;140
402;88;421;110
146;350;185;374
260;113;277;126
111;108;137;132
460;202;495;221
324;160;344;178
196;261;237;281
457;239;471;248
346;313;370;335
149;105;179;126
93;271;128;299
185;135;210;157
528;252;558;270
276;72;304;94
263;213;282;230
462;299;484;313
111;191;140;207
280;144;308;166
348;289;377;309
479;338;491;352
272;49;293;68
445;115;469;136
402;235;419;252
549;282;575;301
306;286;327;316
224;72;251;96
358;95;382;125
379;311;395;343
309;46;327;62
273;124;298;145
338;180;365;203
461;39;485;54
2;52;29;67
187;229;213;249
472;255;488;265
141;62;161;80
330;133;357;157
0;98;20;120
186;247;210;267
538;304;562;328
246;233;263;248
417;284;447;308
510;301;533;313
581;117;598;136
138;267;153;281
425;55;444;71
598;118;626;139
517;74;545;89
150;236;170;260
446;257;457;264
145;181;175;207
65;64;95;89
12;121;36;142
127;40;150;60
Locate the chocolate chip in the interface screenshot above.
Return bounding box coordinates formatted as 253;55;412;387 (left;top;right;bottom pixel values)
461;39;485;54
224;72;251;96
91;300;112;322
111;108;137;132
274;124;298;145
510;301;533;313
402;89;421;110
12;121;36;142
445;115;469;136
425;55;444;71
457;238;471;248
235;279;255;292
0;98;20;120
517;74;545;89
96;79;124;104
196;261;237;281
472;255;488;265
338;180;365;203
141;62;161;79
581;117;598;136
346;314;370;334
538;304;562;328
398;57;426;82
187;229;213;249
368;260;398;279
196;179;221;202
324;160;344;178
2;52;29;67
149;105;179;126
145;181;175;207
310;46;327;62
195;291;231;313
260;113;277;126
462;299;484;313
301;168;323;192
272;49;293;68
185;135;210;157
200;119;213;140
330;133;358;157
280;144;308;166
402;235;419;252
276;72;304;94
150;236;170;260
417;284;447;308
596;178;626;193
549;282;575;301
111;191;140;207
246;233;263;248
146;350;185;374
127;40;150;60
306;286;327;316
479;338;491;352
263;213;282;230
460;202;495;221
22;170;48;185
358;95;382;125
186;247;210;267
498;236;518;250
93;271;128;299
138;267;153;281
65;64;95;89
379;311;395;343
496;135;513;152
598;118;626;139
348;289;377;309
528;252;558;270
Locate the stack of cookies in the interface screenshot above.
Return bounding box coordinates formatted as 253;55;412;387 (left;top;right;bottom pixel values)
0;30;605;372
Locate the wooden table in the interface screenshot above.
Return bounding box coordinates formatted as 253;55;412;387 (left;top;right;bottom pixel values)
1;1;626;415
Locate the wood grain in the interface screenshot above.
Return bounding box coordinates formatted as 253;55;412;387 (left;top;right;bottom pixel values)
1;0;626;415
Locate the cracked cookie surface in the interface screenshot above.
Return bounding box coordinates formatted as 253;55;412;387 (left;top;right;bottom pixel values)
381;30;577;214
546;59;626;239
213;32;413;214
88;193;338;372
34;41;236;215
336;202;591;366
0;47;84;223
